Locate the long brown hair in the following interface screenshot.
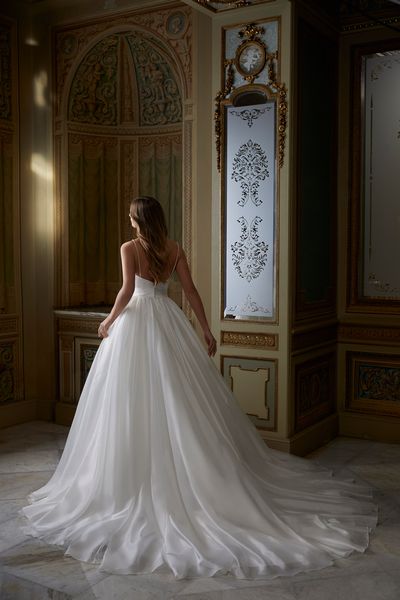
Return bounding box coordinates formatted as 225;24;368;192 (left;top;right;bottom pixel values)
129;196;168;283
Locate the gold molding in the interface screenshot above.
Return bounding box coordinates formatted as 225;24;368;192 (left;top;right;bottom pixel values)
221;330;278;349
214;22;287;171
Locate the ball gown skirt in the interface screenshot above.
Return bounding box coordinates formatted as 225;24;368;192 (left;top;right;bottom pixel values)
20;276;378;579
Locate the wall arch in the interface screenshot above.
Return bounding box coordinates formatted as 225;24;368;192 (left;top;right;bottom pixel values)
54;9;192;308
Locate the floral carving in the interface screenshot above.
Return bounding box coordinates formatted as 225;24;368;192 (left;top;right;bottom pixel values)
69;35;118;125
126;34;182;126
231;216;268;282
231;140;268;206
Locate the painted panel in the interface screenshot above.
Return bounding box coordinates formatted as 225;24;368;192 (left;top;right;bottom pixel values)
346;352;400;417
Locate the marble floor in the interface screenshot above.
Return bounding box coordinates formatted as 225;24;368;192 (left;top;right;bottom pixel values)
1;421;400;600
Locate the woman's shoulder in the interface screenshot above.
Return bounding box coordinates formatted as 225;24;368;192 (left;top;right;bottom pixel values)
120;240;136;255
166;238;180;253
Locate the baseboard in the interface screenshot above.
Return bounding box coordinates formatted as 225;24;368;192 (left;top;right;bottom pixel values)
0;400;37;429
288;414;339;456
339;412;400;444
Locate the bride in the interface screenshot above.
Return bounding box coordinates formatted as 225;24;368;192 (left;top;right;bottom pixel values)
21;196;377;579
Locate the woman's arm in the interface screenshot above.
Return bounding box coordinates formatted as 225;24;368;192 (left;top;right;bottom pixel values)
175;248;217;357
98;242;135;338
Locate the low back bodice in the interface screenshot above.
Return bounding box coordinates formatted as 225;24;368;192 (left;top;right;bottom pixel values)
133;274;169;298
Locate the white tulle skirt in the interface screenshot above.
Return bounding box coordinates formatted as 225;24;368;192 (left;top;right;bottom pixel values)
20;276;377;579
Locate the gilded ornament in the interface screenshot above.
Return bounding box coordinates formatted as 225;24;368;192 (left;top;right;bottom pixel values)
214;23;287;171
221;331;277;348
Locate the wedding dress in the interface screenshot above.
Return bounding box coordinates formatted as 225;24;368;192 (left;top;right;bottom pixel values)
21;270;377;579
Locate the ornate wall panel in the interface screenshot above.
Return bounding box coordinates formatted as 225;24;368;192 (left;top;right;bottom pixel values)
0;18;17;315
222;355;277;431
346;351;400;418
221;330;278;350
362;51;400;299
349;38;400;312
219;19;283;323
224;104;276;319
294;18;337;322
0;17;23;409
54;5;192;119
294;353;336;433
56;311;104;406
54;10;190;308
0;317;22;405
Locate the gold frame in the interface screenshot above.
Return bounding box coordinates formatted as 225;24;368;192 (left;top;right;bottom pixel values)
214;23;287;171
236;39;266;80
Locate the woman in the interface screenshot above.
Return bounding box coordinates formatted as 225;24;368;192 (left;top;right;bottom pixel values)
21;196;377;579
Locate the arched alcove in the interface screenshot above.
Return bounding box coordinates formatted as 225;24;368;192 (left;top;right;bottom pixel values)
60;29;184;308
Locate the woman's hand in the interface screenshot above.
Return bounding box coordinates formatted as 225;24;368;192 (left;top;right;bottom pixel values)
204;329;217;357
98;319;111;339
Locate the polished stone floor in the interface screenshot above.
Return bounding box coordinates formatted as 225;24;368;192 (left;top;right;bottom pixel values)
1;421;400;599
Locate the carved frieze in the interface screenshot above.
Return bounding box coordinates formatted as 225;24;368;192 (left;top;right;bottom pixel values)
339;323;400;346
57;317;104;335
221;331;278;349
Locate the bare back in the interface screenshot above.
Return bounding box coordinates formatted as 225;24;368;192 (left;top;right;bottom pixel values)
132;238;180;283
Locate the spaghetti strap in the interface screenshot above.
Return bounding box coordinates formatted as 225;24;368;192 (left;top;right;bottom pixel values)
133;240;141;277
169;242;180;278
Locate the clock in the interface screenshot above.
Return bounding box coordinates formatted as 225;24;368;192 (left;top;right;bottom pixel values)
236;40;266;79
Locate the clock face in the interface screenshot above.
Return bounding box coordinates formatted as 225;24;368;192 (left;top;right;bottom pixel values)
237;41;266;78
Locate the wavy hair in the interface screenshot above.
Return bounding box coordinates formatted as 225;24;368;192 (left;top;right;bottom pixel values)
129;196;168;283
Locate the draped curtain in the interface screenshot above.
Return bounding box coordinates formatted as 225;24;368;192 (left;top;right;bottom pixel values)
68;135;119;306
139;134;182;244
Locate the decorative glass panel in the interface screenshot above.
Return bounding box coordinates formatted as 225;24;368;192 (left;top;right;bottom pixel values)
224;101;276;320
